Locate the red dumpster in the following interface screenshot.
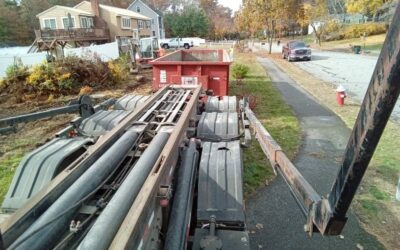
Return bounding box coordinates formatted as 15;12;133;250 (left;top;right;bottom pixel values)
149;49;232;96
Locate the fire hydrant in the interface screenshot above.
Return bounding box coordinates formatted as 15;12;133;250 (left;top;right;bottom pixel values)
336;85;346;106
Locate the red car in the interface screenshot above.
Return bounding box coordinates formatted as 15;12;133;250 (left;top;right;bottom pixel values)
282;41;311;61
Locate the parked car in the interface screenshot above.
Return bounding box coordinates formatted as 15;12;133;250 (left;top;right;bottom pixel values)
160;38;194;49
282;41;311;61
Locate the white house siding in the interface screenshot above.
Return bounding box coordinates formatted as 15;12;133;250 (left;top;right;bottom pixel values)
128;0;165;39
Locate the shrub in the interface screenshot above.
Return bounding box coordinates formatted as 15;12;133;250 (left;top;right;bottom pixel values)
324;20;342;34
27;63;74;94
108;53;130;84
0;61;29;94
232;63;250;80
1;54;132;97
323;23;387;42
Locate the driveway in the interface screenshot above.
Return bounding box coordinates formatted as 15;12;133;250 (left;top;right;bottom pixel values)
245;57;384;249
251;42;399;120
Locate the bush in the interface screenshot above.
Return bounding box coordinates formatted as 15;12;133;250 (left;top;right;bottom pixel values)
232;63;249;80
108;53;130;84
343;23;387;39
1;54;132;97
27;62;75;94
324;20;342;34
322;23;387;42
0;61;30;94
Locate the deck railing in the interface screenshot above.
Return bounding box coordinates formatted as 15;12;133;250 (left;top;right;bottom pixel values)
35;28;110;40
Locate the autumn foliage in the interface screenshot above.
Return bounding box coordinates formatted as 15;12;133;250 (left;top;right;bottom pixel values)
0;55;130;99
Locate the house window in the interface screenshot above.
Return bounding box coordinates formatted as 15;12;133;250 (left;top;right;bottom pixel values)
152;31;155;36
121;17;131;29
43;18;56;29
80;17;94;28
62;17;75;28
138;20;144;29
136;6;140;12
146;21;151;29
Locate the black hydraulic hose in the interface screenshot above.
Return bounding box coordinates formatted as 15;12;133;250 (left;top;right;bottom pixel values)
8;130;140;250
77;131;171;250
164;139;199;250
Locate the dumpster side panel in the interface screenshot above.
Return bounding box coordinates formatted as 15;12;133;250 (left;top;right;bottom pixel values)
151;49;231;95
202;65;230;96
152;65;179;90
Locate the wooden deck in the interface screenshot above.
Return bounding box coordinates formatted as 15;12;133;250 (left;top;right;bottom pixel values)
35;28;110;42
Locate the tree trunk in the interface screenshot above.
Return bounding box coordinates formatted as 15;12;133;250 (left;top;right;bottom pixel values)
267;21;275;54
311;23;321;46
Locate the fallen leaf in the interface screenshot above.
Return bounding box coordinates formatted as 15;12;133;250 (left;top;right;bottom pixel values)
339;235;344;239
255;223;264;230
356;243;364;250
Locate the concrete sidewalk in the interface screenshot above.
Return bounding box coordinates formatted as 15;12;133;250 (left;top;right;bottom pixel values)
245;57;384;249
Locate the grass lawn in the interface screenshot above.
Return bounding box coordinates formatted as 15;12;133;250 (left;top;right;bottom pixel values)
230;52;301;197
363;43;383;52
321;34;385;46
306;34;386;54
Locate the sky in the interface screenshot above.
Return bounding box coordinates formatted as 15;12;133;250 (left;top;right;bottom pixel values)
218;0;242;12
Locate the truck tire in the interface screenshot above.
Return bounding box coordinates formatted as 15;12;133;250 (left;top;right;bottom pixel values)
184;44;190;49
163;44;169;49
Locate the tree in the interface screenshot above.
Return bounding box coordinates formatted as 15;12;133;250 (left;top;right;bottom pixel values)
0;0;32;45
235;0;263;38
164;7;209;37
345;0;388;17
146;0;171;12
300;0;329;46
199;0;234;39
235;0;301;53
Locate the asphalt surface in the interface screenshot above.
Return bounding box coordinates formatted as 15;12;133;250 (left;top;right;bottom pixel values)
290;50;400;120
252;42;399;120
245;57;384;250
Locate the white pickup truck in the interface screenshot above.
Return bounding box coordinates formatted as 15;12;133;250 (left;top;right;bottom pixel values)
159;38;194;49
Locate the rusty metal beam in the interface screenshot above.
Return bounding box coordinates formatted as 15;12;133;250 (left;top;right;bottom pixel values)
323;2;400;234
244;106;321;216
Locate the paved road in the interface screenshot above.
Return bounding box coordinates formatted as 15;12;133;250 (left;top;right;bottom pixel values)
245;57;384;250
252;42;399;120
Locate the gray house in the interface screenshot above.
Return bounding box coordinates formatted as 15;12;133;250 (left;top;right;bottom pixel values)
128;0;165;39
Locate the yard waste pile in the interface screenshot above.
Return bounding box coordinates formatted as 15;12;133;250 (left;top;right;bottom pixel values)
0;54;130;101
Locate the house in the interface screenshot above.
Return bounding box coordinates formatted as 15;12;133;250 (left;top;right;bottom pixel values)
128;0;165;39
34;0;152;53
74;1;152;41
